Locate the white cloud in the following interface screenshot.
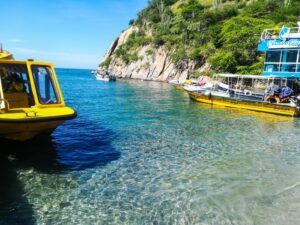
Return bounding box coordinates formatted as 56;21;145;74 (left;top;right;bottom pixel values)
8;39;24;43
12;47;37;54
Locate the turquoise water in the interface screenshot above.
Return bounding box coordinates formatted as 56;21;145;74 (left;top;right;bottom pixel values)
1;69;300;225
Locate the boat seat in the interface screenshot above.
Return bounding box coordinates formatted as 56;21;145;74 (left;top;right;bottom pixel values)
4;92;30;108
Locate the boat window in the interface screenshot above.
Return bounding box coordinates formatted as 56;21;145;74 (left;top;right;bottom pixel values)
287;78;300;94
264;64;279;72
273;78;287;87
214;77;230;92
265;51;281;62
280;64;296;72
284;50;298;63
0;64;34;108
253;79;269;92
31;66;60;104
243;78;253;89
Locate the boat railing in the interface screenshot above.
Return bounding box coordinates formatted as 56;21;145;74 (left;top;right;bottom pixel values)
215;73;267;79
261;29;279;40
261;27;300;40
212;74;293;102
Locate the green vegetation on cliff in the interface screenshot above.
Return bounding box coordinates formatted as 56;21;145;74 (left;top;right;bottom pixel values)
108;0;300;76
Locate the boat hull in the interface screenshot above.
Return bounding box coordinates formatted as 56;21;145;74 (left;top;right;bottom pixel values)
0;111;77;141
0;120;62;141
96;77;110;82
188;91;299;117
174;85;185;91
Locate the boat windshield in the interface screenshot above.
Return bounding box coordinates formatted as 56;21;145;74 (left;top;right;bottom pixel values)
0;63;35;108
31;65;60;105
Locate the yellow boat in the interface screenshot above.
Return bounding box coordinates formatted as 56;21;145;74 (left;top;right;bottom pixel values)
0;50;76;141
187;74;300;117
169;80;193;91
188;90;299;117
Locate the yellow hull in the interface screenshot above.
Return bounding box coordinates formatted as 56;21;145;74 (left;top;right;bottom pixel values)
188;91;298;117
0;120;63;141
0;107;76;141
174;85;185;91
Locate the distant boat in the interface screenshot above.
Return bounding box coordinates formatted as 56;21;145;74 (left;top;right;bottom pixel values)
169;80;190;91
95;74;116;82
169;79;212;92
183;82;213;92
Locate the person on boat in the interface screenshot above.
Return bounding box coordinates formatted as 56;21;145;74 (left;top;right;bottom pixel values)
279;86;294;103
264;85;294;103
264;85;281;103
5;73;26;93
198;77;206;86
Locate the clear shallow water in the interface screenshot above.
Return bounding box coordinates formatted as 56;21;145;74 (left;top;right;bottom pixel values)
1;69;300;224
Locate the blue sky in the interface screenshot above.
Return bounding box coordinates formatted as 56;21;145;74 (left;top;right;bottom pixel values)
0;0;148;69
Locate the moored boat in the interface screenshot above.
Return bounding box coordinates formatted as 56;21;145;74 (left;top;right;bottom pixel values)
188;74;300;117
0;50;76;141
187;23;300;117
169;80;186;90
183;82;213;92
95;74;116;82
169;79;212;92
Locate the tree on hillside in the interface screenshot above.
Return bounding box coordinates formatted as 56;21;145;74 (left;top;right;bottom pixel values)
151;0;166;22
284;0;292;6
209;16;274;73
213;0;222;9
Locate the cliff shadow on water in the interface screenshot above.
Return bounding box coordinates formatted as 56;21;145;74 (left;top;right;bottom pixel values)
0;119;121;224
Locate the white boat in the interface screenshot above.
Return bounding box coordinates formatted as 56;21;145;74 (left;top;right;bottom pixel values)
183;82;213;92
169;80;180;85
95;74;116;82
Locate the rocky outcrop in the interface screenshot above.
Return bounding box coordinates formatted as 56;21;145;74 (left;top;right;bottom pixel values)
99;27;211;82
101;26;138;61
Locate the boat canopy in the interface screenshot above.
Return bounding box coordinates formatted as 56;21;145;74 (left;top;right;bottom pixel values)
214;74;291;79
211;74;300;106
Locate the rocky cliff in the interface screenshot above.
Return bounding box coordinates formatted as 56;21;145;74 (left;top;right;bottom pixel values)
99;27;210;82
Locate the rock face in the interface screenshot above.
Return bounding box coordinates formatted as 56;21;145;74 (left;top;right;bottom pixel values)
99;27;211;82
